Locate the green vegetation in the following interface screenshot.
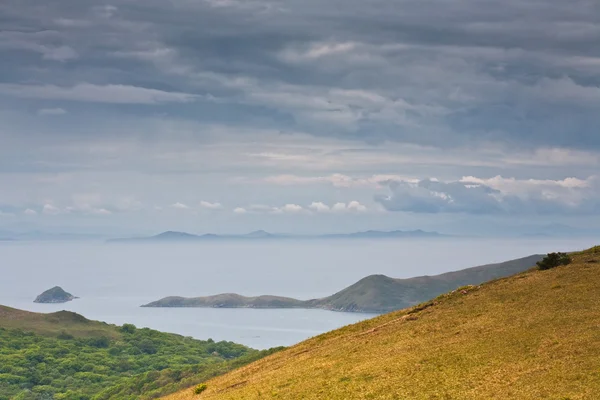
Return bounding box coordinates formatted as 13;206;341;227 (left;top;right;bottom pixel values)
0;306;280;400
144;254;543;313
536;252;572;270
162;246;600;400
193;384;207;395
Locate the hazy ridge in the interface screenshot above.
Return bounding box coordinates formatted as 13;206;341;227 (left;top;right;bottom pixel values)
108;229;446;243
143;254;543;313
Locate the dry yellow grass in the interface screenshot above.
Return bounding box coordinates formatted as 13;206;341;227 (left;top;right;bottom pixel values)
163;247;600;400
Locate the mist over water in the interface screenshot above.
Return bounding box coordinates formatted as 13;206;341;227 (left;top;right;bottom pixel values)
1;238;596;349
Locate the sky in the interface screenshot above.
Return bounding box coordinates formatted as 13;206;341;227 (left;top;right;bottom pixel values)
1;0;599;236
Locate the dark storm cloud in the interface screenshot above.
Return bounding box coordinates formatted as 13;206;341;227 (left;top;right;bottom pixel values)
1;0;599;148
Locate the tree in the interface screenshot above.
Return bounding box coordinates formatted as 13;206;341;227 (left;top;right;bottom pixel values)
120;324;137;334
537;252;571;270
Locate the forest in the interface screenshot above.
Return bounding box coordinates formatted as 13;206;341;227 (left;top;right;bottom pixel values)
0;322;280;400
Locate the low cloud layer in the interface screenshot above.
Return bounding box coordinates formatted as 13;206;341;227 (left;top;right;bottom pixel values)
376;176;600;215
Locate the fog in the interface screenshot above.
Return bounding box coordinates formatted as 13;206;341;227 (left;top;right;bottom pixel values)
1;238;597;348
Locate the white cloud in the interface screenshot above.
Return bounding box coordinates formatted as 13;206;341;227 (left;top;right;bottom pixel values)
279;41;357;63
90;208;112;215
93;5;118;18
262;173;415;188
308;201;330;212
376;175;600;214
0;83;197;104
199;200;223;210
274;203;304;214
233;207;247;214
460;175;591;191
38;108;67;116
233;201;368;215
347;200;367;212
53;18;92;28
0;31;78;62
23;208;38;216
171;202;190;209
42;204;61;215
332;202;348;213
246;204;270;212
330;201;368;213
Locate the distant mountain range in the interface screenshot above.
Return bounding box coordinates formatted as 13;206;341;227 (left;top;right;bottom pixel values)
108;229;446;243
143;254;543;313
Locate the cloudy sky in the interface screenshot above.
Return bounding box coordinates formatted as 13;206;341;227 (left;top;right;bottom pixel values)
1;0;599;236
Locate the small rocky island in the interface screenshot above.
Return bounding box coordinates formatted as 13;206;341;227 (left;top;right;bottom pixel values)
34;286;78;304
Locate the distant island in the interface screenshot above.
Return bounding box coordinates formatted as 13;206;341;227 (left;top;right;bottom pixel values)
34;286;78;304
109;229;446;243
143;254;543;313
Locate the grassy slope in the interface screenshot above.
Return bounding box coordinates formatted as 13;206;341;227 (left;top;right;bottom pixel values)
163;247;600;400
0;305;120;339
312;254;543;312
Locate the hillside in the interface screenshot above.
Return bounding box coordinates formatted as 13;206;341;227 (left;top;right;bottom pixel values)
144;254;542;313
0;306;278;400
162;246;600;400
0;305;116;338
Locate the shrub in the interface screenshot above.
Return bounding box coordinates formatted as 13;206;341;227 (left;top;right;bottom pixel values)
57;331;74;340
193;383;208;395
138;338;157;354
87;336;110;348
120;323;137;334
537;252;572;270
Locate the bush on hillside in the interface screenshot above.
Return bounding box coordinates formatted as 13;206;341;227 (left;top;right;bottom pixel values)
193;383;208;394
121;323;137;334
537;252;572;270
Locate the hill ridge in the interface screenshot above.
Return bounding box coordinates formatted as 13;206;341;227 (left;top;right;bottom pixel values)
161;246;600;400
143;254;542;313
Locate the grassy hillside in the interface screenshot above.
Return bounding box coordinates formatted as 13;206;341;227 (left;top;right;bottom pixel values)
312;254;543;312
0;306;279;400
0;306;118;338
162;246;600;400
144;254;542;313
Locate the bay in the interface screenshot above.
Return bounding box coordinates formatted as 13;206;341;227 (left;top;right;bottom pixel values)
1;238;596;349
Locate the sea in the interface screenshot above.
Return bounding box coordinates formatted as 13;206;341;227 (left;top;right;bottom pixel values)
0;238;597;349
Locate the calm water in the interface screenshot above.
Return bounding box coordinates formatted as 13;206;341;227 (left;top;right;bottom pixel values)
1;238;596;349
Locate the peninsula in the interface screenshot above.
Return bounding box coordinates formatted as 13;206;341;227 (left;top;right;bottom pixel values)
143;254;542;313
